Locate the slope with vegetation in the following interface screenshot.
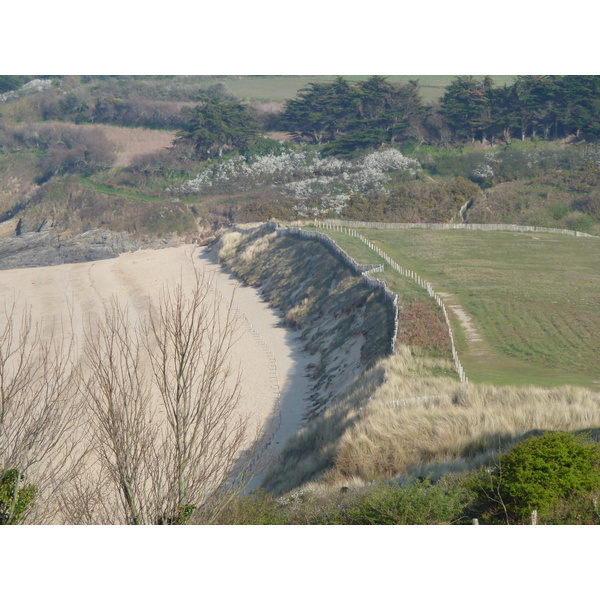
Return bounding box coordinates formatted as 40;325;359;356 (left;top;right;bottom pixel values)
216;225;396;418
2;75;600;239
2;74;600;524
211;225;600;523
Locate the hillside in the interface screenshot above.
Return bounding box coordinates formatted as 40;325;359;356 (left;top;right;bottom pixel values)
2;74;600;525
2;76;599;239
212;222;600;504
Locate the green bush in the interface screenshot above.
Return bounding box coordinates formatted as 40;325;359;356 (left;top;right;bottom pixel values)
471;432;600;524
0;468;37;525
344;477;471;525
206;489;288;525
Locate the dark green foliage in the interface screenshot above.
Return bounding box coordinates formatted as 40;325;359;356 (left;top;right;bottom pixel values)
469;432;600;524
175;96;258;158
281;77;355;145
0;75;27;94
282;76;425;156
343;477;471;524
440;75;600;144
440;76;492;143
0;468;37;525
246;136;287;157
210;476;471;525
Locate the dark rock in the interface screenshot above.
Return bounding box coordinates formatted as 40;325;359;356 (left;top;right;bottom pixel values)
0;226;185;270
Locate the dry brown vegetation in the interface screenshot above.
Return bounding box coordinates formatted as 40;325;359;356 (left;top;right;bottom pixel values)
336;350;600;481
92;124;176;167
396;297;452;356
217;227;600;496
261;344;600;495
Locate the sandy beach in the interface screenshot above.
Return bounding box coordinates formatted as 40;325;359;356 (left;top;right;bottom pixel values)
0;243;310;492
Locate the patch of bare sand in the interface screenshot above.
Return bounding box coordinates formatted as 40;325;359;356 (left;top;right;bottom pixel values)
0;244;310;488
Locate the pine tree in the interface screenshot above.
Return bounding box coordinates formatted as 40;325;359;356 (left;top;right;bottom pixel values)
176;96;258;158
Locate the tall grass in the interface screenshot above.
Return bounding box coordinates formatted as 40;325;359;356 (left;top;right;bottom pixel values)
262;345;600;494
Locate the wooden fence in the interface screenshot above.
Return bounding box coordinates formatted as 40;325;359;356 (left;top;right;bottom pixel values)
266;220;399;354
225;220;399;471
314;219;597;237
315;220;469;384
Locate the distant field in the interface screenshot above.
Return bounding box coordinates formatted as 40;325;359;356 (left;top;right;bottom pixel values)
315;226;600;388
219;75;517;103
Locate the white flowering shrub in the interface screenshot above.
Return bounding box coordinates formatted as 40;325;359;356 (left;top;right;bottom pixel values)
178;147;421;217
21;79;53;92
363;148;420;173
471;153;501;181
0;78;53;102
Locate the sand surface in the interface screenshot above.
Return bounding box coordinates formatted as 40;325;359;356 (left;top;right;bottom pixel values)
0;244;310;490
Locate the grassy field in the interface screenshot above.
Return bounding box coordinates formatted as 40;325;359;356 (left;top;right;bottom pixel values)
219;75;517;103
309;226;600;388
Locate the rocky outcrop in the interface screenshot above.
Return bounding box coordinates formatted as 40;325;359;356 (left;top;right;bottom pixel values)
0;221;185;270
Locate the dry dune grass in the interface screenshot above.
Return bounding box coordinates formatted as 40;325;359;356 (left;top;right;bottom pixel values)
217;231;243;261
330;349;600;486
263;344;600;494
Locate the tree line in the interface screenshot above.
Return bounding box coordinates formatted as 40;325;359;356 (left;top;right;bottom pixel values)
175;75;600;160
6;75;598;157
439;75;600;144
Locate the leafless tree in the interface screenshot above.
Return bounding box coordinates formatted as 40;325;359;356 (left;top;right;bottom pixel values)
76;298;159;524
0;299;84;524
75;270;260;524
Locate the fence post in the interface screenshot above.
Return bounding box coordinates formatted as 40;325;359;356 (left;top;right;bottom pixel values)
530;510;538;525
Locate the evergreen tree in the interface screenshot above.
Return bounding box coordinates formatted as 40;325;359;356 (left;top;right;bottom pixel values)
176;96;258;157
281;78;357;144
439;76;491;143
0;75;26;94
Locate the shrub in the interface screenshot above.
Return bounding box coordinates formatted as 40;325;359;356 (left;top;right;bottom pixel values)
344;477;471;525
0;468;37;525
201;489;288;525
471;432;600;524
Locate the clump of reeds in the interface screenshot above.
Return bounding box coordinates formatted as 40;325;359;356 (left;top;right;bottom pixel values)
238;231;277;263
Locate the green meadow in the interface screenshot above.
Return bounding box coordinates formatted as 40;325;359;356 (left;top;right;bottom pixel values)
312;226;600;388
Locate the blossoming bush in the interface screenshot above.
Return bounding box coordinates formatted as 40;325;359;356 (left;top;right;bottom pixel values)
179;147;420;217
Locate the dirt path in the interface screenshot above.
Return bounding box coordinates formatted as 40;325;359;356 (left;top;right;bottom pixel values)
438;292;485;352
